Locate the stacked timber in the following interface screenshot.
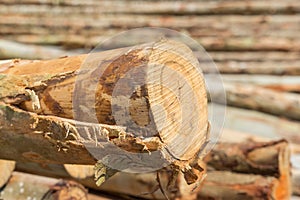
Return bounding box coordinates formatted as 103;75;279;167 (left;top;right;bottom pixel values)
0;0;300;199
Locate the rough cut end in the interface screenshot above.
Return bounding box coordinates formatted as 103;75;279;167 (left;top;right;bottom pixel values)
145;39;208;161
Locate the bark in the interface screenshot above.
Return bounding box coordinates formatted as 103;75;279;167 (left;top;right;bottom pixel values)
212;83;300;121
0;171;88;200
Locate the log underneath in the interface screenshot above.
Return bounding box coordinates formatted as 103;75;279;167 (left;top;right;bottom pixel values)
205;140;291;199
197;171;283;200
14;139;291;199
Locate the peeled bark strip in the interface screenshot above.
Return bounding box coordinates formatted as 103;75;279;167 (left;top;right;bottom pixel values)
197;171;283;200
213;83;300;120
0;172;87;200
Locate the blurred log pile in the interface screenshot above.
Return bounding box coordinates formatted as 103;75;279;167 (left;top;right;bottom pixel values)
0;0;300;199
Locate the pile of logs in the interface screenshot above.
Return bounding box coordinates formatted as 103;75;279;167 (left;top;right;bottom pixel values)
0;0;300;199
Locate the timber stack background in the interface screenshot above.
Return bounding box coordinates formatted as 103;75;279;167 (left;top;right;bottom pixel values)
0;0;300;199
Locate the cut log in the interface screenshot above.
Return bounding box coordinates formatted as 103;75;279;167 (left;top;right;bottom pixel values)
0;171;88;200
205;140;290;177
212;83;300;121
0;39;209;183
205;140;291;199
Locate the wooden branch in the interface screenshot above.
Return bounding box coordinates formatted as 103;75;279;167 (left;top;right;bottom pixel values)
0;171;88;200
212;83;300;121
